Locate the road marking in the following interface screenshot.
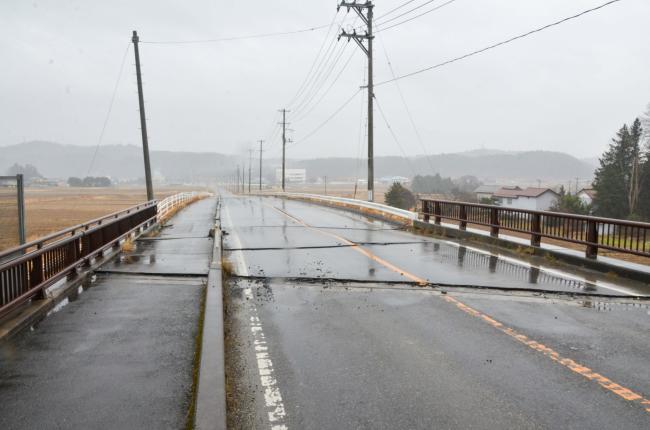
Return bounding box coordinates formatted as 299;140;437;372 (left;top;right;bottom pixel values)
224;202;290;429
269;203;650;414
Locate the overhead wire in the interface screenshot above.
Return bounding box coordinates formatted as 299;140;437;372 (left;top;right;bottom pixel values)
375;0;421;20
285;11;341;108
376;26;435;174
375;0;440;27
374;96;417;173
290;89;362;148
140;24;331;44
376;0;458;33
86;43;131;176
376;0;625;85
293;45;358;122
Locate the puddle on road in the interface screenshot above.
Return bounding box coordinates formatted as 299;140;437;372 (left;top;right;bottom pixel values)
45;275;98;318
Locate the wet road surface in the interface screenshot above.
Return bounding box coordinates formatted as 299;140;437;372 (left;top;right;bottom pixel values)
0;198;217;429
222;195;650;429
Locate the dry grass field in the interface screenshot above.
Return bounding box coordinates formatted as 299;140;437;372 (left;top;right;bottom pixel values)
0;186;205;252
281;182;392;204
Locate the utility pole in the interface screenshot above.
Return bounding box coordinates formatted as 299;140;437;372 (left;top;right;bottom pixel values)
236;165;240;194
338;1;374;201
279;109;290;191
248;149;253;193
324;176;327;196
16;174;25;245
132;30;154;201
259;140;264;191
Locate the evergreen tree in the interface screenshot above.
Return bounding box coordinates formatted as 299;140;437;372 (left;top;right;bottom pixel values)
593;120;642;219
385;182;416;210
639;105;650;219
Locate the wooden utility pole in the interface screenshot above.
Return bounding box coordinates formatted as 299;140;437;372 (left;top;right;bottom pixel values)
132;30;154;201
338;1;374;201
259;140;264;191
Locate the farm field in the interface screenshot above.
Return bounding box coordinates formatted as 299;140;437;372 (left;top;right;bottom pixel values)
0;186;206;252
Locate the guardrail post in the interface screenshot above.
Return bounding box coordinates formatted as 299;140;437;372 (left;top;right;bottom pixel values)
459;204;467;231
422;200;430;223
490;207;499;237
531;213;541;247
586;220;598;259
434;201;441;225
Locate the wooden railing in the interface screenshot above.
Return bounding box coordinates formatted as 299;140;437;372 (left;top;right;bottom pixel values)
419;199;650;259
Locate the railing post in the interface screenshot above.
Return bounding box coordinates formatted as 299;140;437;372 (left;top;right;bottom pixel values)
434;201;441;225
586;220;598;259
459;204;467;231
422;200;430;223
531;213;541;247
490;207;499;237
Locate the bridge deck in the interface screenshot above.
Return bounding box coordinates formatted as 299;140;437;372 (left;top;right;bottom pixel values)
0;198;217;429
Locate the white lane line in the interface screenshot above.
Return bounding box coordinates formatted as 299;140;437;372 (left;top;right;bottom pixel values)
223;202;289;430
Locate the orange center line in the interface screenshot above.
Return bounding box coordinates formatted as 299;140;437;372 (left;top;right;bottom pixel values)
267;203;650;414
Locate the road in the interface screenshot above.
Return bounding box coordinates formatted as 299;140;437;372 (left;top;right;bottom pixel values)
222;194;650;430
0;198;217;430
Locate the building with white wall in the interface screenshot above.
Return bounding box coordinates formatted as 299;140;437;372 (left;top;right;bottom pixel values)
492;187;559;211
275;168;306;184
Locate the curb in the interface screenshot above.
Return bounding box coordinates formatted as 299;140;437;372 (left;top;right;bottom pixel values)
194;198;227;430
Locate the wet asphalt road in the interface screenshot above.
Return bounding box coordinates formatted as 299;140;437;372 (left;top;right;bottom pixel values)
0;198;217;430
222;195;650;429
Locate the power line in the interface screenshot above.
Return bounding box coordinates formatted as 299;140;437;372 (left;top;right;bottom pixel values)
375;0;440;26
285;11;341;108
293;46;358;122
374;96;417;173
86;43;131;176
376;0;420;20
290;89;362;147
140;24;331;44
376;0;625;85
376;0;458;33
376;28;436;174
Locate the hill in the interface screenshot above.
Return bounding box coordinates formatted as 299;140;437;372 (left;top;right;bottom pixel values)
0;141;596;183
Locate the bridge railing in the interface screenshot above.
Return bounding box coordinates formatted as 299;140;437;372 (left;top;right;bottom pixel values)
419;199;650;260
0;201;158;320
157;191;210;222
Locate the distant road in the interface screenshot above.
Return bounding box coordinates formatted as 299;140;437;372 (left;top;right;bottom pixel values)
223;194;650;430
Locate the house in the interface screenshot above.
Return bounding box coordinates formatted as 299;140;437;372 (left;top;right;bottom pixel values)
474;184;501;201
275;168;306;184
493;187;559;211
577;188;596;205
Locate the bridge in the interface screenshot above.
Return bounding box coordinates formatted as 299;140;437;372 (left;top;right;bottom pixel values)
1;192;649;429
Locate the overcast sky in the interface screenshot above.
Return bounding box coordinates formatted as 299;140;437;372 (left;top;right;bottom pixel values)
1;0;648;161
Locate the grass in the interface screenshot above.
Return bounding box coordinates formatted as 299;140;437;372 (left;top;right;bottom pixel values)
0;186;207;252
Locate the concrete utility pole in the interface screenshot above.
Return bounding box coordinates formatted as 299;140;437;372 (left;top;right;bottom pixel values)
259;140;264;191
279;109;290;191
237;165;241;194
16;174;25;245
338;1;374;201
248;149;254;193
132;30;154;201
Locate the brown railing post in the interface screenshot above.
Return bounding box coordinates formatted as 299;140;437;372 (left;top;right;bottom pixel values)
531;213;541;247
586;220;599;259
459;204;467;231
422;200;430;223
434;201;441;225
490;207;499;237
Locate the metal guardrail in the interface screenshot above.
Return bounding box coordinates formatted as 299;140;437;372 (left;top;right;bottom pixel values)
0;191;211;321
419;199;650;259
0;201;157;320
157;191;210;222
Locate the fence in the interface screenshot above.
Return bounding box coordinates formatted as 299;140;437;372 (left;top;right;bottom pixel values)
0;191;211;321
157;191;211;222
419;199;650;259
0;175;25;250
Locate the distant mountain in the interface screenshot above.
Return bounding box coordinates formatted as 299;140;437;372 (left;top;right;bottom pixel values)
0;141;238;183
0;141;596;183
